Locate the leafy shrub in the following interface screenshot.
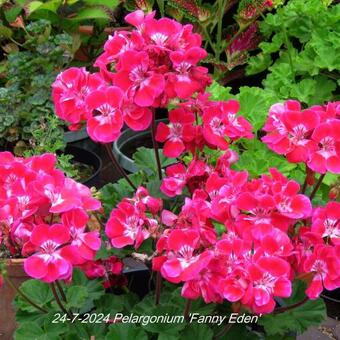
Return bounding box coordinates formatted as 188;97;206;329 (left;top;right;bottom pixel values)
247;0;340;105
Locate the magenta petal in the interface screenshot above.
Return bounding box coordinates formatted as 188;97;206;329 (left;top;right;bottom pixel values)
24;255;48;279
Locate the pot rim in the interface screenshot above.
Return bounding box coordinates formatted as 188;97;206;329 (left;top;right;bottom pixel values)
65;145;102;186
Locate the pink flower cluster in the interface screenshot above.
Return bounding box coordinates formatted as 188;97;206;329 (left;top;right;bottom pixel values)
0;152;102;282
81;255;127;289
294;201;340;298
156;96;253;158
262;100;340;174
106;187;162;249
107;159;340;313
52;10;211;143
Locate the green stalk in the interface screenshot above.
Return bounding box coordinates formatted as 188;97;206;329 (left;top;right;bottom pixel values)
309;173;326;201
50;282;72;318
151;109;162;180
4;275;48;313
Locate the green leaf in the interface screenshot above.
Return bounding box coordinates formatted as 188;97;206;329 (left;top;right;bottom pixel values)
133;147;176;176
100;172;143;214
94;294;125;314
15;322;60;340
106;323;148;340
25;1;44;15
141;304;185;335
66;286;89;308
236;86;278;131
289;78;316;104
259;281;327;336
83;0;119;8
181;324;213;340
246;53;272;75
70;269;105;311
67;7;111;21
232;139;297;178
206;82;233;101
19;279;54;306
0;25;13;39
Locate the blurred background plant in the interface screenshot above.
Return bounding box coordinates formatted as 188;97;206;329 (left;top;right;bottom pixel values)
0;19;81;176
0;0;124;63
246;0;340;106
125;0;284;83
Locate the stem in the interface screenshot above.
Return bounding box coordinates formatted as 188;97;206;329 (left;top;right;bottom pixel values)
154;271;162;305
202;25;216;53
56;281;67;302
104;143;136;190
309;173;326;200
151;109;162;180
274;296;309;314
4;275;48;313
183;299;192;320
50;283;72;318
282;25;295;78
215;0;227;67
301;178;308;194
214;323;233;339
252;0;266;20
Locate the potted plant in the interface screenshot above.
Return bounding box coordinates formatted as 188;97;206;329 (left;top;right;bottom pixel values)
0;19;103;186
0;152;102;338
1;8;340;340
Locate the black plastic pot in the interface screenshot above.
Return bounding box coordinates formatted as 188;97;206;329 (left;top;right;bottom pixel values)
112;119;167;173
64;128;88;144
122;258;151;299
65;145;102;188
321;289;340;319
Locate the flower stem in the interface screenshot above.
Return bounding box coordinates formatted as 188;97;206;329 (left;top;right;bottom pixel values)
151;109;163;180
301;164;308;194
309;173;326;201
4;275;48;313
154;271;162;305
274;296;309;314
104;143;136;190
183;299;192;321
50;282;72;318
214;323;233;339
56;280;67;302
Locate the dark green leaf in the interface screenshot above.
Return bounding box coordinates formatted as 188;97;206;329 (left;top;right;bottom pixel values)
66;286;89;309
106;323;148;340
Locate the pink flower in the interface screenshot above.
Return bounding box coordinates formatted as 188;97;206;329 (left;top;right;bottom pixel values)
105;201;149;249
158;229;213;283
156;108;195;157
143;16;182;50
308;120;340;174
0;152;101;259
202;100;253;149
181;258;225;303
122;102;152;131
113;51;165;107
81;261;106;279
166;47;210;99
61;209;101;265
86;86;124;143
52;67;104;126
24;224;72;282
304;245;340;299
311;202;340;245
160;163;187;197
243;256;292;314
262;101;320;163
